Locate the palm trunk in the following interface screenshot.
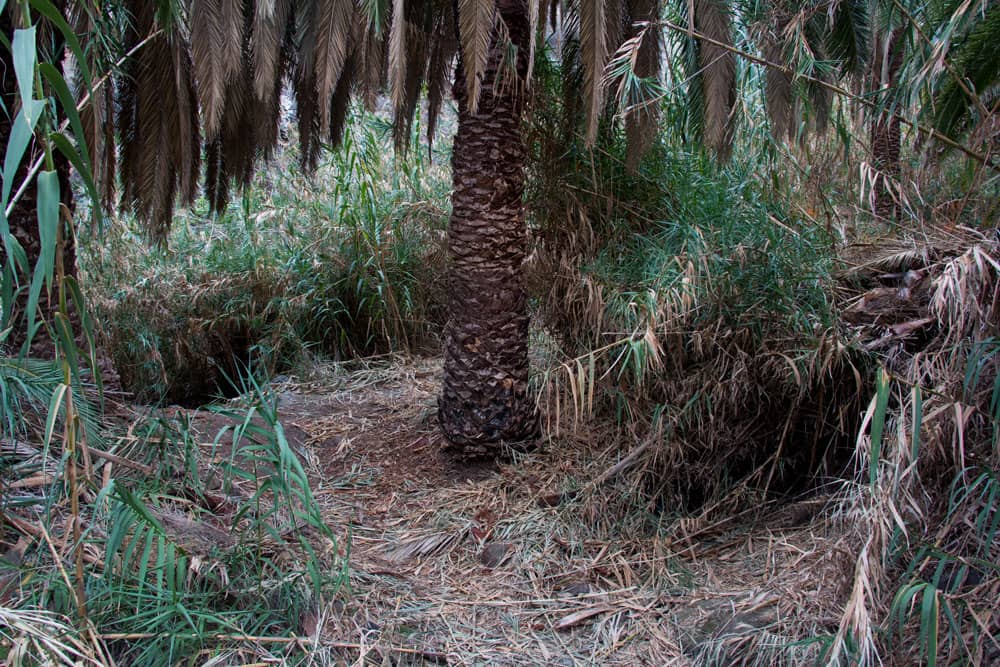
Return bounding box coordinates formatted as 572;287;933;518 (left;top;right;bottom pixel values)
438;0;539;457
869;28;904;222
0;5;76;355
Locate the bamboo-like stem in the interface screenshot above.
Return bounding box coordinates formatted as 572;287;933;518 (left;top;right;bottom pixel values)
4;29;165;219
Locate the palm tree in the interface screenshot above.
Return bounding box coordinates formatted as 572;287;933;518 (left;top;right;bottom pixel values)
5;0;742;457
86;0;679;458
868;24;905;221
908;0;1000;152
437;0;540;453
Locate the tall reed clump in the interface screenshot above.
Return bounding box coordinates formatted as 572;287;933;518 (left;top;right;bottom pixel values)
525;96;863;509
81;113;451;405
823;225;999;665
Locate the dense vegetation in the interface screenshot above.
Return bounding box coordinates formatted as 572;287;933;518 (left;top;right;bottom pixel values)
0;0;997;664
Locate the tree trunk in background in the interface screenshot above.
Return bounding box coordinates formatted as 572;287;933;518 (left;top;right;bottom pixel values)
1;5;77;356
438;0;539;457
869;28;904;222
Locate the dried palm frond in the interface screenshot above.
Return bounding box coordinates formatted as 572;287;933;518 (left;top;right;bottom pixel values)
603;0;624;68
73;8;117;210
79;69;116;210
294;65;322;172
559;5;585;138
313;0;358;133
250;0;292;102
764;39;794;141
580;0;608;144
329;54;356;148
693;0;735;161
118;0;201;242
190;0;245;140
394;0;437;149
426;1;458;149
458;0;496;113
255;28;292;161
388;0;409;117
204;138;228;215
355;14;386;110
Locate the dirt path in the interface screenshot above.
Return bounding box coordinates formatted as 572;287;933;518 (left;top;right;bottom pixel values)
179;356;851;665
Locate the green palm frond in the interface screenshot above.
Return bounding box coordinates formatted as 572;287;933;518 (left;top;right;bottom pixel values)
931;4;1000;139
0;356;102;447
826;0;871;75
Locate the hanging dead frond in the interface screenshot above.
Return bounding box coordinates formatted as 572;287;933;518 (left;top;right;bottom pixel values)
603;0;624;71
313;0;359;133
458;0;496;113
294;66;322;172
329;54;356;147
388;0;409;116
80;82;116;209
251;0;291;102
204;138;228;214
764;41;794;141
356;14;386;110
580;0;608;144
426;1;458;149
693;0;735;161
118;0;201;242
190;0;245;140
292;0;323;171
72;8;118;210
392;0;433;149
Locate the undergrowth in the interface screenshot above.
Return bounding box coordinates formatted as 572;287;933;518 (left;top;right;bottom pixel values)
2;371;345;666
526;106;862;508
81;113;450;405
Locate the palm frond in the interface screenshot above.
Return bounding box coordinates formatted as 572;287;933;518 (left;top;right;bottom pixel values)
426;1;458;149
826;0;871;75
118;0;201;242
356;12;386;110
329;53;356;147
250;0;292;102
313;0;358;133
623;0;660;169
693;0;736;161
458;0;496;113
932;4;1000;139
190;0;245;140
388;0;412;128
580;0;609;144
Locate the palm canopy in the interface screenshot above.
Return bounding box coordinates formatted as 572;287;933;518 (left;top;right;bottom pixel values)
59;0;747;238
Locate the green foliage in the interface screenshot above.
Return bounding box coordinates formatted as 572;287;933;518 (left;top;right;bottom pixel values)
529;118;837;357
33;373;348;666
82;111;450;404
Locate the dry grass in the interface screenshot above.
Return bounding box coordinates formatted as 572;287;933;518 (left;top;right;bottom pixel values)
186;355;861;665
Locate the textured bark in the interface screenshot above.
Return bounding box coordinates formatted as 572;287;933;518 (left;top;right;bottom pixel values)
438;0;539;456
0;5;77;355
869;29;904;222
